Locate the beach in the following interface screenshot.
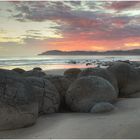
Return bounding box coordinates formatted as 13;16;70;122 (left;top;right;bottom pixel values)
0;96;140;138
0;68;140;139
0;0;140;138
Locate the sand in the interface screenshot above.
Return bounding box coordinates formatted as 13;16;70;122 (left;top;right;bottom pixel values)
0;69;140;139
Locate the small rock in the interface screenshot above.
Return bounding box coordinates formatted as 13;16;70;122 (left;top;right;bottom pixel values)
12;68;25;74
90;102;115;113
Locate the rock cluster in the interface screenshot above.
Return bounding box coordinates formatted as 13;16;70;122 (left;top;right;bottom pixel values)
1;61;140;130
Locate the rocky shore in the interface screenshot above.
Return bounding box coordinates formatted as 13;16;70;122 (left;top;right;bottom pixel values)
0;60;140;138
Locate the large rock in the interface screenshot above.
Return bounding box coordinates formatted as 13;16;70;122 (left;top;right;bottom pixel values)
44;75;71;112
23;70;46;77
78;67;118;94
12;68;25;74
33;67;42;71
64;68;81;81
90;102;115;113
0;69;38;130
65;76;117;112
26;77;60;115
107;62;140;97
0;69;60;130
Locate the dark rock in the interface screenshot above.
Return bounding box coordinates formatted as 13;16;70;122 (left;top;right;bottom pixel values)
107;62;140;97
33;67;42;71
0;69;38;130
0;69;60;130
65;76;117;112
12;68;25;74
23;70;46;77
44;75;71;112
25;77;60;115
64;68;81;82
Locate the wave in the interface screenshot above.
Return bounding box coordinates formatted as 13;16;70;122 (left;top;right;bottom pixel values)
0;55;139;67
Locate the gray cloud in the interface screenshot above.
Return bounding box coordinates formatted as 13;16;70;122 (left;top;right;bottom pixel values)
10;1;140;41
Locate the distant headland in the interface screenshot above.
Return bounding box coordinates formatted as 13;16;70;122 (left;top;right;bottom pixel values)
39;49;140;55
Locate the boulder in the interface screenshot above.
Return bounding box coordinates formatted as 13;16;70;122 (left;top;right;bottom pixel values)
23;70;46;77
64;68;81;81
12;68;25;74
0;69;60;130
26;77;60;115
44;75;71;112
78;67;118;94
107;62;140;97
33;67;42;71
0;69;38;130
90;102;115;113
65;76;117;112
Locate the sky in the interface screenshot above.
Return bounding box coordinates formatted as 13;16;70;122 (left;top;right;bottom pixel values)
0;1;140;56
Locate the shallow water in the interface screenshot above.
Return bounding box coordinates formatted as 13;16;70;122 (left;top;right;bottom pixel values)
0;55;140;70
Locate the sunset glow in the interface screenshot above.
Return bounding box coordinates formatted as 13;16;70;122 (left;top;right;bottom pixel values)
0;1;140;56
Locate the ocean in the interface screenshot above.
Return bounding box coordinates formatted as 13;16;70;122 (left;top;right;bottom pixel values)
0;55;140;70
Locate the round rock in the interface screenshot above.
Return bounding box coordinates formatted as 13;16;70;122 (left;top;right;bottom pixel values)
90;102;115;113
78;67;118;94
65;76;117;112
44;75;71;111
12;68;25;74
0;69;38;130
64;68;81;79
23;70;46;77
26;77;60;115
107;62;140;97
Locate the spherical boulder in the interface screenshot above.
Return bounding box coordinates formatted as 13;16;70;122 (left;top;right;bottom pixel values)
90;102;115;113
107;62;140;97
44;75;71;112
25;77;60;115
78;67;118;94
64;68;81;79
12;68;25;74
33;67;42;71
65;76;117;112
0;69;38;130
23;70;46;77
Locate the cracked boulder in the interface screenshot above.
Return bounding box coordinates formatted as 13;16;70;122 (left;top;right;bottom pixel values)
26;77;60;115
0;69;60;130
0;69;38;130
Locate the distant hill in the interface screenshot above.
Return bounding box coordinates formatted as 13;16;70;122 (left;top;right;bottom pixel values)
39;49;140;55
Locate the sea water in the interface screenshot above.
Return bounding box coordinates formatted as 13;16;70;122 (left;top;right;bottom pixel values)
0;55;140;70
